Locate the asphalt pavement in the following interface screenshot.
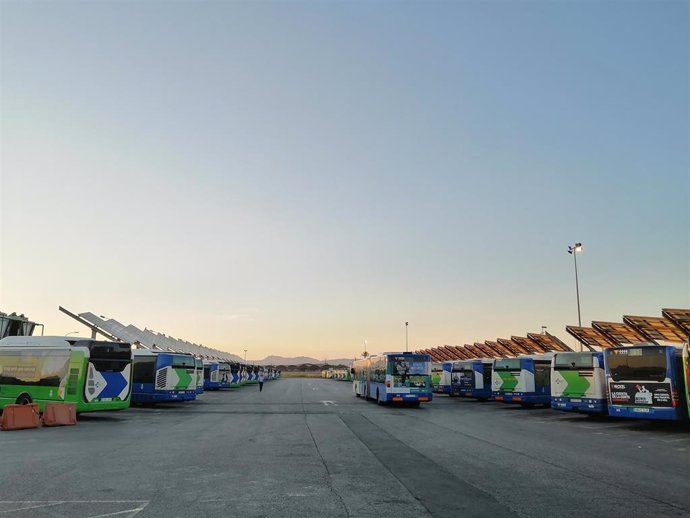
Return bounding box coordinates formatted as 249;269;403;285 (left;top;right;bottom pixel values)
1;378;689;517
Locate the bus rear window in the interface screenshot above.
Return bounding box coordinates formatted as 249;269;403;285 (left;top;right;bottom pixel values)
452;363;473;373
494;359;520;370
555;353;593;370
607;348;668;382
172;356;196;369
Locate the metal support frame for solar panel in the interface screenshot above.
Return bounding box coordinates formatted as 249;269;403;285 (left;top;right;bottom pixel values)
527;332;572;352
59;306;129;343
662;309;690;339
622;315;687;345
565;326;614;350
591;321;646;346
510;336;540;354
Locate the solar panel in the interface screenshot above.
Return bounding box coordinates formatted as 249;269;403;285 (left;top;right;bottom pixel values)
496;338;522;356
486;340;515;358
510;336;541;354
591;321;646;346
441;345;463;360
662;309;690;336
527;332;572;352
448;345;471;360
474;342;501;358
565;326;616;349
623;315;687;345
79;313;142;345
463;344;483;358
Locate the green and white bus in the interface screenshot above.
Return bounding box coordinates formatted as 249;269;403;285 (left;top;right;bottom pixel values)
551;351;607;415
0;336;133;413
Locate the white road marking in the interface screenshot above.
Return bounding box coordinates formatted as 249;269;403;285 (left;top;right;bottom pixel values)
321;401;338;406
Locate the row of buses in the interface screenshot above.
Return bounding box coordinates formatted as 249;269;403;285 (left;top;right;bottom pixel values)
444;343;690;421
0;336;279;414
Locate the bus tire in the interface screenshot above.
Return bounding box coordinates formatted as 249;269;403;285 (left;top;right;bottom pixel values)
376;390;384;405
15;393;33;406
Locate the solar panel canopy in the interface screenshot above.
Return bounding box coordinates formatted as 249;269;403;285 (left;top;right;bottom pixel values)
623;315;687;345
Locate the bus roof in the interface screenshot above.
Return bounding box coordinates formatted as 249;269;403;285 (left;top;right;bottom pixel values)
0;336;128;348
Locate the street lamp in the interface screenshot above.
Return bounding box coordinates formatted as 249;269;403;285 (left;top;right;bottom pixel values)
405;322;409;352
243;349;247;362
568;242;583;350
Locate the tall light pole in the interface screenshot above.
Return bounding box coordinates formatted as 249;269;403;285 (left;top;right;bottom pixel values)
405;322;409;352
243;349;247;362
568;242;583;350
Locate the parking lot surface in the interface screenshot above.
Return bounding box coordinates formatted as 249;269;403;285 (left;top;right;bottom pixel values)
2;378;689;517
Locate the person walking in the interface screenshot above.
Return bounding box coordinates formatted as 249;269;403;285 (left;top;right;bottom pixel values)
258;369;264;392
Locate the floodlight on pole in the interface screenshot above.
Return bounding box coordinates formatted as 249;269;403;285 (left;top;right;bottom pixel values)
244;349;247;362
405;322;409;352
567;242;583;351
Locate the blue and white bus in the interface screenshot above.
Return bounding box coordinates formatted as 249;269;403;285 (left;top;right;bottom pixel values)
218;362;232;388
434;361;453;394
203;360;221;390
451;359;493;401
131;350;197;403
352;353;432;407
551;351;607;415
492;354;553;406
195;358;204;395
604;344;688;421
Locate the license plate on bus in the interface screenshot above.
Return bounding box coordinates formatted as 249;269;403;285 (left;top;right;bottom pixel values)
570;399;581;403
633;407;650;413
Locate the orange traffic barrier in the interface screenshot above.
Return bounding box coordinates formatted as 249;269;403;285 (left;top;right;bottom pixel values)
1;403;41;431
42;403;77;427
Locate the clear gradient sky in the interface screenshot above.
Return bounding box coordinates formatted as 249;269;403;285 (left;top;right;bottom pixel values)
1;1;688;360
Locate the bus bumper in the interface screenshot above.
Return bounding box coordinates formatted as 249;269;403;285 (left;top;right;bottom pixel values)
387;393;433;403
607;405;685;421
551;397;607;414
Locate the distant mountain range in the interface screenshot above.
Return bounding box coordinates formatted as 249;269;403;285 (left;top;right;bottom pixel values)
255;355;353;366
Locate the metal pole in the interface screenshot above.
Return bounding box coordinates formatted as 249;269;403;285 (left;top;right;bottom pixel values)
405;322;408;352
573;251;582;351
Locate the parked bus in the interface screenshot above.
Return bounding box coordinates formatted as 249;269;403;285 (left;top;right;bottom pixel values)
352;353;432;406
230;362;242;387
430;362;443;392
131;350;197;403
685;344;690;419
434;362;453;394
551;351;607;415
604;344;688;421
195;358;204;395
218;362;232;388
0;336;133;413
451;359;493;400
492;353;553;406
203;360;221;390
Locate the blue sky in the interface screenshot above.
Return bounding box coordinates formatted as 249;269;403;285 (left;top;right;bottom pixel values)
1;1;688;359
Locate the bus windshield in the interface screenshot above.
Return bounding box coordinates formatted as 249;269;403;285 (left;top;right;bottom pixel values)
452;362;473;373
607;348;668;382
494;359;520;370
555;353;593;370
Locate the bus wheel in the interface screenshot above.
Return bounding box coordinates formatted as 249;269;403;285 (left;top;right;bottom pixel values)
376;390;384;405
15;393;33;406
